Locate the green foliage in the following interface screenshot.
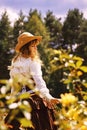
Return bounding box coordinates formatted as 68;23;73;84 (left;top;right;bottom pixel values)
13;10;26;45
79;19;87;44
25;9;45;36
0;11;11;40
55;93;87;130
0;10;12;79
48;49;87;129
44;10;62;48
0;77;35;129
76;19;87;61
62;8;83;51
49;49;87;98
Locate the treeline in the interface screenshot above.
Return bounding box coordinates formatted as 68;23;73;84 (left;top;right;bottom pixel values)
0;8;87;97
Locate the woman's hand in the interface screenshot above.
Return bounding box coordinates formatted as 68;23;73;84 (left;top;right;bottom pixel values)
43;97;60;108
50;98;60;106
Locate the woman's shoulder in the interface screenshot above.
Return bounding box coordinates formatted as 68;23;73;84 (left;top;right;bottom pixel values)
29;58;42;66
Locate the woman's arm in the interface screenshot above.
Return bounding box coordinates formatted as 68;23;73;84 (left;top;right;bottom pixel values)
29;60;55;100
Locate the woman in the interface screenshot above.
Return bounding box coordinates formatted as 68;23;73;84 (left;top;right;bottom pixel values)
5;32;59;130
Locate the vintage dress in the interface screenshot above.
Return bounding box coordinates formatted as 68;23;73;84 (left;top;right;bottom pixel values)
5;56;57;130
10;56;54;100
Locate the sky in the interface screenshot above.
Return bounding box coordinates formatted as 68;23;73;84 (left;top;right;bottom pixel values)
0;0;87;26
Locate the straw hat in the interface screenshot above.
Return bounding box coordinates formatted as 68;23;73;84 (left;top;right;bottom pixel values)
15;32;42;52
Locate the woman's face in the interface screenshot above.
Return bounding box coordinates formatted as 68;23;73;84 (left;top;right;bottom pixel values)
29;42;37;58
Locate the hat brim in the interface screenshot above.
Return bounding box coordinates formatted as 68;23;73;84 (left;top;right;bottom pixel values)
15;36;42;52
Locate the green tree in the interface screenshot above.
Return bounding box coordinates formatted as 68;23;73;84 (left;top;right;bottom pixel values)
76;19;87;61
44;10;62;48
0;10;12;79
25;9;47;36
62;8;83;52
12;10;25;47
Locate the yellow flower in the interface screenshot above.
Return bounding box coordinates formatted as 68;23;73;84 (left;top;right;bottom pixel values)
77;70;83;76
80;125;87;130
61;93;77;107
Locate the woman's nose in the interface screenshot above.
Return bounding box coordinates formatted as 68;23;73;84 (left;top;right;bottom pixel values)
34;46;37;49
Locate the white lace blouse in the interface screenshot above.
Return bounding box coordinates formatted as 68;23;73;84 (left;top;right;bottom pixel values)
10;56;54;100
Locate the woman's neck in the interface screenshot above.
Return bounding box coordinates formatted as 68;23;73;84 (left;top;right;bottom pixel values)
21;53;35;60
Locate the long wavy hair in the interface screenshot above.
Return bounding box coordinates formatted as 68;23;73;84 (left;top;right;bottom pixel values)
12;39;42;64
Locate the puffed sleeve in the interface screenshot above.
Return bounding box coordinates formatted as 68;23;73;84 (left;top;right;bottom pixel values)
9;63;20;78
29;60;54;100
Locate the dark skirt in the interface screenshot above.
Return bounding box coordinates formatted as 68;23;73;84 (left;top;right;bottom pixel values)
5;94;57;130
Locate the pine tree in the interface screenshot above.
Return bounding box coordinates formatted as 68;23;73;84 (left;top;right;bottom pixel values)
0;10;12;79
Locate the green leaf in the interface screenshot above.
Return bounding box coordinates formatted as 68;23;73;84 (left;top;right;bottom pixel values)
83;95;87;101
19;92;31;100
68;62;75;68
63;79;71;84
19;102;31;112
0;79;8;84
73;56;83;61
82;83;87;88
6;97;17;104
18;118;33;128
80;66;87;72
76;60;83;68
